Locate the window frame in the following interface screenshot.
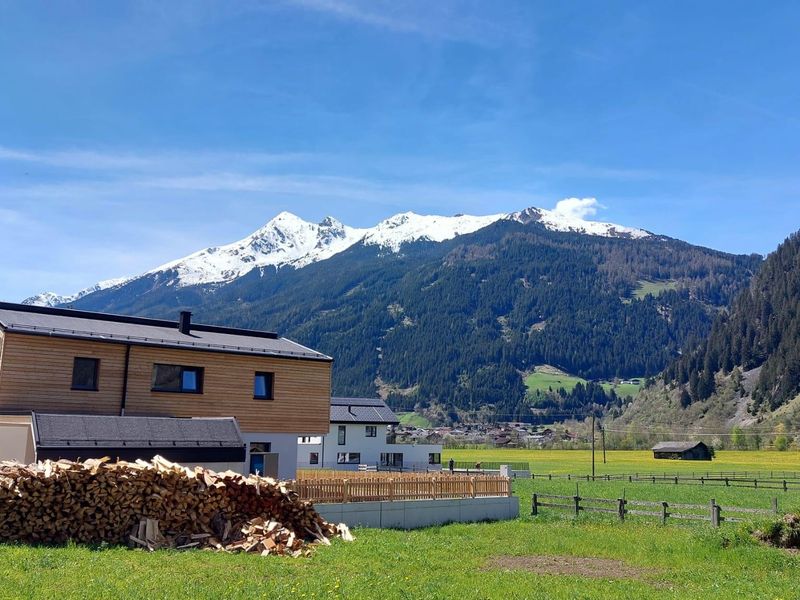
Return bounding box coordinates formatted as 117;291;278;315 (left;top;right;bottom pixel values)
253;371;275;400
337;425;346;445
151;363;204;394
71;357;100;391
428;453;442;465
365;425;377;438
336;452;361;464
309;452;319;465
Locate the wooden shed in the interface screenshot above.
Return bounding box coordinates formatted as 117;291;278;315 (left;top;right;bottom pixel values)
652;441;712;461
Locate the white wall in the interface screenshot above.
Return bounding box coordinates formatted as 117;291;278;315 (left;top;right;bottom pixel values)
242;432;304;480
297;423;442;471
0;416;34;464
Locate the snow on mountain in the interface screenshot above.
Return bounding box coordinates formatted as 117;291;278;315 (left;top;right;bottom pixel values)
21;200;651;303
146;211;368;287
362;211;507;251
509;201;651;239
22;277;131;307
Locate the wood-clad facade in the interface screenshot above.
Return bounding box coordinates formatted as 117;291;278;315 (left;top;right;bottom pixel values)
0;332;331;434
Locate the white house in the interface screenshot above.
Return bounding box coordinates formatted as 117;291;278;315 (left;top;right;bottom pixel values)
297;397;442;471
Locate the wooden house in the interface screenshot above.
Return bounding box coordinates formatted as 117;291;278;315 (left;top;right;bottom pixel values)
652;441;712;461
0;302;332;478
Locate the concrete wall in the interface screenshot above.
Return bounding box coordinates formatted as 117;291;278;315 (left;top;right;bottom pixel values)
0;416;34;463
297;423;442;471
314;495;519;529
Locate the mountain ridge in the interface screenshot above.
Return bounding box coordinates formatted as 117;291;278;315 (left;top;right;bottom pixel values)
23;199;651;306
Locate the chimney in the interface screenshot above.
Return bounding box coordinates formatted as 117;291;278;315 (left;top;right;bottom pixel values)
178;311;192;335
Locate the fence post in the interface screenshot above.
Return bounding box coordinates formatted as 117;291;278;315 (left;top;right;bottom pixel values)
618;498;625;521
754;479;758;489
674;476;678;485
343;479;350;503
710;499;720;527
661;502;668;525
725;477;729;487
574;495;581;517
772;497;779;514
470;477;476;498
389;478;395;502
532;493;538;516
783;480;788;492
431;477;437;500
701;476;704;486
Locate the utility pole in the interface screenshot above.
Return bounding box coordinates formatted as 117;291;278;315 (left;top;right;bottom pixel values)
591;414;596;478
602;426;607;464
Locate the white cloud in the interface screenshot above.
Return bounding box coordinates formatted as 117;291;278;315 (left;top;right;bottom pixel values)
551;198;604;220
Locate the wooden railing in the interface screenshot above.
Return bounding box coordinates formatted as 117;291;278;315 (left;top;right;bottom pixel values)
294;475;512;503
531;493;779;526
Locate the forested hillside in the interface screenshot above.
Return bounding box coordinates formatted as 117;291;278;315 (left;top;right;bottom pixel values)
70;220;760;420
663;231;800;413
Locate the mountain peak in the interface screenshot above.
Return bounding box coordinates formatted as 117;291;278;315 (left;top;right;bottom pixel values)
23;201;653;304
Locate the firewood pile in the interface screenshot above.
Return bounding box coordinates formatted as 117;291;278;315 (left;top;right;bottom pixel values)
0;455;353;557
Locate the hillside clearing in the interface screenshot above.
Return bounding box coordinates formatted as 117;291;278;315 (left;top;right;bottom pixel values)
396;411;433;428
633;279;679;299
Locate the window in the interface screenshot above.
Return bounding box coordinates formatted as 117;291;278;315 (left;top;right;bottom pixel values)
365;425;377;437
380;452;403;468
250;442;271;453
151;364;203;393
338;425;346;445
428;453;441;465
71;357;99;391
254;372;274;399
299;436;321;444
309;452;319;465
337;452;360;464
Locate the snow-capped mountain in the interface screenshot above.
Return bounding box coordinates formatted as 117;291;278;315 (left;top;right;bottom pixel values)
22;200;651;306
509;206;651;239
22;277;131;308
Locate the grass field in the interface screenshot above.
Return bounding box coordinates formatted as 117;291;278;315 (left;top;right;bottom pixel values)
525;367;643;399
396;411;433;428
3;450;800;599
633;279;679;300
444;449;800;476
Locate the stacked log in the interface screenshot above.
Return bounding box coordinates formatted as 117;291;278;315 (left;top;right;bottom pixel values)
0;455;352;557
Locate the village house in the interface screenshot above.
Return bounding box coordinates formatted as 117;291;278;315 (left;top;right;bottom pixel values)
0;302;332;479
297;397;442;471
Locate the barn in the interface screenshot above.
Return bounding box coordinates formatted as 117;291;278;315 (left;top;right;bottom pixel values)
652;441;712;461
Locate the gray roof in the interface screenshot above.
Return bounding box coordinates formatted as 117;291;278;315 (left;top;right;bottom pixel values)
33;413;244;449
652;441;708;453
330;397;399;424
0;303;330;361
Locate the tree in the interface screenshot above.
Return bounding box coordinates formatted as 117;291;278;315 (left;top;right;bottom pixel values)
773;423;789;451
731;425;747;450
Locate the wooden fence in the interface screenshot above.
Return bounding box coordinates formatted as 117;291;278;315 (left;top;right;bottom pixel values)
530;472;800;491
531;493;779;526
294;475;512;503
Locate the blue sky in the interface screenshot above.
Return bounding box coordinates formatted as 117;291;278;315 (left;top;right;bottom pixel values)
1;0;800;301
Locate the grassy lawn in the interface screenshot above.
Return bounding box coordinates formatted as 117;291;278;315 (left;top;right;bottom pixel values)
525;366;643;399
444;449;800;476
525;368;586;394
3;450;800;599
2;500;798;599
396;411;433;428
633;279;679;300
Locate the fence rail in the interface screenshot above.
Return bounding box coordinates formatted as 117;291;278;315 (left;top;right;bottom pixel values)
451;461;529;471
530;472;800;491
531;493;779;526
295;475;512;504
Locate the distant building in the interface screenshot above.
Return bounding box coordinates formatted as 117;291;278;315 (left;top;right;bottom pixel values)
652;441;712;461
297;397;442;471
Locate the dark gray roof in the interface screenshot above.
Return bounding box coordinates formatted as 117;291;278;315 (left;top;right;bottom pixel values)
33;413;244;448
0;302;330;361
330;397;399;424
652;441;708;453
